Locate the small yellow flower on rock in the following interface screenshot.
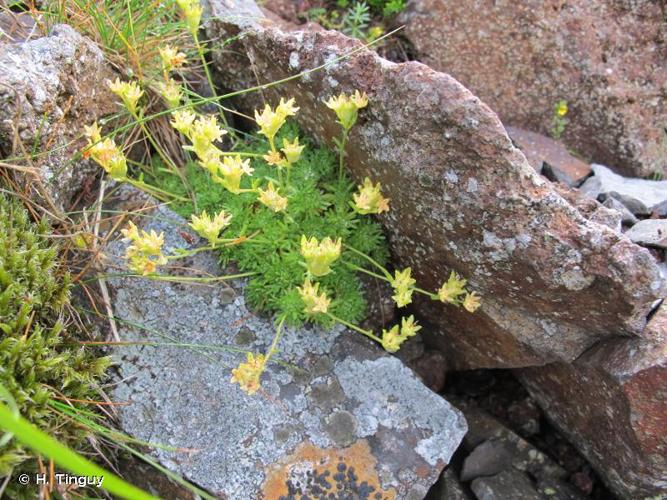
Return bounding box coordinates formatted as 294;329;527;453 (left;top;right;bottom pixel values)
157;79;182;109
281;136;305;165
107;78;143;114
212;155;253;194
170;109;197;135
297;279;331;315
84;124;128;181
463;291;481;313
159;45;187;72
230;352;266;395
121;221;167;275
300;235;342;277
400;315;422;338
556;100;568;117
189;210;232;245
254;98;299;142
391;268;416;307
352;177;390;215
437;271;467;304
380;325;403;353
263;150;286;168
257;182;288;212
325;90;368;131
176;0;202;36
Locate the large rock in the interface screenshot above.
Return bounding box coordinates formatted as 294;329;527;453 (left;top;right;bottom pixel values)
0;24;116;212
204;0;663;369
398;0;667;178
107;188;467;498
518;304;667;498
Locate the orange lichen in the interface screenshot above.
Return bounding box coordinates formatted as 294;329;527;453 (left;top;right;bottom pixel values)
262;440;396;499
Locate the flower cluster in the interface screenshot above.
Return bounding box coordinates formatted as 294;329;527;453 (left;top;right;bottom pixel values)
257;182;288;212
390;268;416;308
352;177;390;215
121;221;167;275
381;315;422;353
437;270;480;312
325;90;368;131
300;236;342;277
157;79;182;109
108;78;143;114
297;279;331;315
84;122;127;181
189;210;232;246
230;352;266;395
159;45;187;72
176;0;202;37
254;98;299;143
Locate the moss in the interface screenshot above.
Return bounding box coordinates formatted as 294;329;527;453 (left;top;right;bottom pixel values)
149;123;389;327
0;194;111;485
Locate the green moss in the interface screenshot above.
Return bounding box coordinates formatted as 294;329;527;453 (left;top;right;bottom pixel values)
0;194;111;482
150;123;389;327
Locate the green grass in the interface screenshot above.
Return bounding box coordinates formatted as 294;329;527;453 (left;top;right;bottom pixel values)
149;123;389;327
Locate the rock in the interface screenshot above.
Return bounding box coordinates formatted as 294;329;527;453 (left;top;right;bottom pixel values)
580;164;667;216
506;127;592;187
204;0;663;369
106;188;467;498
624;219;667;249
398;0;667;178
412;350;448;393
587;206;622;234
601;197;638;227
470;469;541;500
517;303;667;498
454;399;566;484
460;439;513;481
0;12;36;45
0;24;116;213
430;468;470;500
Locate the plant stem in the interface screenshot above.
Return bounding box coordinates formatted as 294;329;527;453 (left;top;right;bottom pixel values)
265;315;287;364
326;312;382;343
127;179;189;202
193;31;230;131
338;128;348;181
343;244;392;280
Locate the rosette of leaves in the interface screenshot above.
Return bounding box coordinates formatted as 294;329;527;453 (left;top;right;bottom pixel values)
0;194;111;480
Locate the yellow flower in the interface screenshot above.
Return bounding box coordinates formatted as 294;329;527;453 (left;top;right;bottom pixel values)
556;100;568;117
352;177;390;214
281;136;304;165
401;315;422;338
176;0;202;36
257;182;288;212
157;79;182;109
85;131;127;181
230;352;266;395
159;45;187;72
325;90;368;131
213;155;254;194
390;268;415;307
170;109;197;135
254;98;299;141
300;235;342;277
263;150;286;168
437;271;467;304
463;291;481;313
120;221;167;275
380;325;403;353
297;279;331;315
83;122;102;143
189;210;232;245
107;78;143;114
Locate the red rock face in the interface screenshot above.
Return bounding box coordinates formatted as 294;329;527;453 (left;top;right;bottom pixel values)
399;0;667;178
205;5;663;369
518;305;667;498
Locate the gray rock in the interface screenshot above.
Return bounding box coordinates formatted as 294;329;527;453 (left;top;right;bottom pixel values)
204;0;663;370
580;164;667;215
624;219;667;249
460;439;513;481
106;190;467;498
588;206;622;233
0;24;116;213
601;197;638;226
430;468;470;500
470;469;541;500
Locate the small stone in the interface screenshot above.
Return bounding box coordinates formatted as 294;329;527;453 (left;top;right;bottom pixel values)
624;219;667;249
460;439;513;481
470;469;541;500
588;206;622;233
601;197;638;226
